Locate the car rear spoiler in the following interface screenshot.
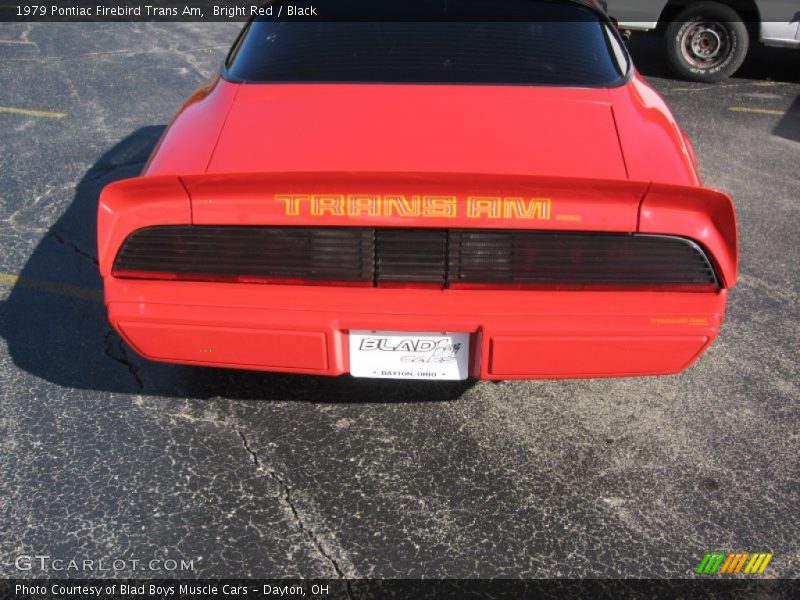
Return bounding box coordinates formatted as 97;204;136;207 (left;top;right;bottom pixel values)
98;172;737;287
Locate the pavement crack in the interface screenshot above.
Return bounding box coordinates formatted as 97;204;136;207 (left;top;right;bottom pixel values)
50;231;99;265
103;329;144;392
236;429;355;597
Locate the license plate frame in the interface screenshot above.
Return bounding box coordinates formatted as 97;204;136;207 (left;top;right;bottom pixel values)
348;330;470;380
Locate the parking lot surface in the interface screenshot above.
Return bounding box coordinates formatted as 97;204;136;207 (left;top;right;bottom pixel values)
0;24;798;579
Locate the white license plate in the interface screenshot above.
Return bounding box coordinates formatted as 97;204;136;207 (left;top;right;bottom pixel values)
349;330;470;380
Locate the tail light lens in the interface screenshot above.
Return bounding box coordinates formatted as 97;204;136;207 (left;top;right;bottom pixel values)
447;230;718;290
113;226;719;291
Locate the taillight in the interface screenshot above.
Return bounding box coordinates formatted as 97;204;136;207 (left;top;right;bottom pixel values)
113;226;719;291
447;230;718;289
113;226;373;283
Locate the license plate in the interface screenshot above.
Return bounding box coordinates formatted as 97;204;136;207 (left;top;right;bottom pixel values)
349;330;470;380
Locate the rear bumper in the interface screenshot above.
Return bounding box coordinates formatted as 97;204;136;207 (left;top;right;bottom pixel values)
105;280;726;380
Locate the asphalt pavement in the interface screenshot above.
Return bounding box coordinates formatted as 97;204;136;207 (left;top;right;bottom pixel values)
0;23;798;580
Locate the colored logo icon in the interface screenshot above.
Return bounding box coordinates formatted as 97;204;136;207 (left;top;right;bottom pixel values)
696;552;773;574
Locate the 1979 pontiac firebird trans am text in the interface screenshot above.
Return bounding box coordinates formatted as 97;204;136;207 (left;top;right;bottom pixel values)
97;0;738;381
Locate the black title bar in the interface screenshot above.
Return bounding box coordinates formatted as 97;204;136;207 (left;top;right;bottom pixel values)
3;578;799;600
1;0;757;23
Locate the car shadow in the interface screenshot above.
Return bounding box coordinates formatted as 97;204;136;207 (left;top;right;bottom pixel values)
0;127;474;403
773;95;800;143
627;32;800;84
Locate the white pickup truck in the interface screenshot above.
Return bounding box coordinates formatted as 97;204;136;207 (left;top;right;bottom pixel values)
605;0;799;81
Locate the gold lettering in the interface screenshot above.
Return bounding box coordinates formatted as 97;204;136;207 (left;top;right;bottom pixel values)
277;193;554;220
311;195;345;216
504;197;552;220
347;194;380;216
424;196;457;217
276;194;308;216
384;195;421;217
468;197;501;219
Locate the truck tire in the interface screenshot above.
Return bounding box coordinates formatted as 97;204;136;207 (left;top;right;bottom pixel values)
665;2;749;82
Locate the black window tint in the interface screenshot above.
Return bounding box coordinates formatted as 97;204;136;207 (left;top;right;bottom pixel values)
227;20;626;87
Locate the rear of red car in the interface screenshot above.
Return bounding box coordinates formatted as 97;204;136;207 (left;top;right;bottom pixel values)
97;1;737;380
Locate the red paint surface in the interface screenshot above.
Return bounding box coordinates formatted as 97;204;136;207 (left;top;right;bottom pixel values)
208;84;628;179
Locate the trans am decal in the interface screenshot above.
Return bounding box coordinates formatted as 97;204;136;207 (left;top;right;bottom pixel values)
276;194;553;220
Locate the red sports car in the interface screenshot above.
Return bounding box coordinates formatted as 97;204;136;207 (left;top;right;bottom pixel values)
97;0;737;381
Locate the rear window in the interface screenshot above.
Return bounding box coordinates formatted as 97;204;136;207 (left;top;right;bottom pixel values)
225;2;628;87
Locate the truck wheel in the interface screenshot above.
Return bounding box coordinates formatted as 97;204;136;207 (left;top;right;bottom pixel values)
665;2;749;82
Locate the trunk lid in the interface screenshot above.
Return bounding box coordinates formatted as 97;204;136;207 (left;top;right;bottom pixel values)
207;84;628;180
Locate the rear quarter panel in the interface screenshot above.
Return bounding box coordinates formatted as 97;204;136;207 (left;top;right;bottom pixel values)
610;74;702;186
